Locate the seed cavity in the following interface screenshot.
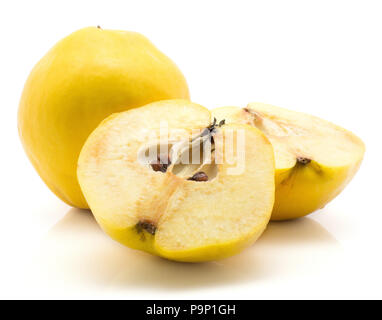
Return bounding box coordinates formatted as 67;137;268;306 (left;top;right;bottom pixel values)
188;171;208;182
141;120;222;180
296;157;311;165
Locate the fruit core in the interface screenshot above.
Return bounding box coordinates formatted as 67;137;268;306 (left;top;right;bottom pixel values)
140;119;225;182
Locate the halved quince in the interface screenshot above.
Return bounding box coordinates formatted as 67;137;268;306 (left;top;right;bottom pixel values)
77;100;275;262
212;103;365;221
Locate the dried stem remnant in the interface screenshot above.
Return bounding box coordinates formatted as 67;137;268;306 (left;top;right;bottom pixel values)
136;220;157;236
296;157;311;165
201;118;225;137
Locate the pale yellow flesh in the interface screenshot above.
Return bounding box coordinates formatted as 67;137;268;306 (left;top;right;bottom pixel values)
78;100;275;262
18;27;190;209
212;103;365;220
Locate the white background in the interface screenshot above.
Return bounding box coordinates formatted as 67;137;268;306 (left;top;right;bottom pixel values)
1;0;381;299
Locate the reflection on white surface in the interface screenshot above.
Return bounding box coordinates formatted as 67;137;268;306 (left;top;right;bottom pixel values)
259;218;338;245
27;208;340;296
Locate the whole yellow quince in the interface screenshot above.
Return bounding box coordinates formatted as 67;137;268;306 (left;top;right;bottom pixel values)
18;27;190;208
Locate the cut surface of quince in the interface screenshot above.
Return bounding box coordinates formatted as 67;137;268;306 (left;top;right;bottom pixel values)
212;103;365;220
78;100;275;261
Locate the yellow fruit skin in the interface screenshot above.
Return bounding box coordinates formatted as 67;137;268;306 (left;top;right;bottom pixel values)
154;220;269;262
98;209;270;263
18;27;190;209
272;160;363;220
